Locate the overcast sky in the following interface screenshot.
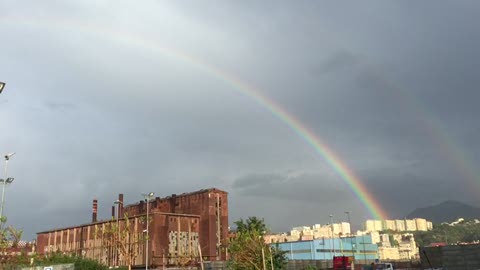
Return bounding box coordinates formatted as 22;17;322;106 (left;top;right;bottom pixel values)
2;1;480;240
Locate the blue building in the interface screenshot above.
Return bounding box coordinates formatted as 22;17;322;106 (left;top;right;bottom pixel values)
275;235;378;261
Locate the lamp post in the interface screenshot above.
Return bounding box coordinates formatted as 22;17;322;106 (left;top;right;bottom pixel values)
362;223;367;263
330;214;335;258
0;82;5;94
345;211;355;260
142;192;154;270
114;199;122;267
0;152;15;227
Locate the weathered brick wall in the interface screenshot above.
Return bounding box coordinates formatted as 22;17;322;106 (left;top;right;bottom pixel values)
124;189;228;261
36;212;200;268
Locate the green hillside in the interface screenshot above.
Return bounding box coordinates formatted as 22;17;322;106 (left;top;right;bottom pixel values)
414;219;480;247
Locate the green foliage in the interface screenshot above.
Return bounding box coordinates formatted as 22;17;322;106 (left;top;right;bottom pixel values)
414;220;480;247
3;253;108;270
271;244;288;270
304;265;316;270
229;217;287;270
235;217;268;235
0;225;23;250
32;253;108;270
387;235;399;247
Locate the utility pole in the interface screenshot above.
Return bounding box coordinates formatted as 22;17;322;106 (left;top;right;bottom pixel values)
345;211;355;260
330;214;335;258
142;192;154;270
362;224;367;263
0;152;15;228
0;82;5;94
269;246;274;270
114;200;122;267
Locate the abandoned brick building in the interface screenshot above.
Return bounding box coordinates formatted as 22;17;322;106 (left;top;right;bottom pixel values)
36;188;228;268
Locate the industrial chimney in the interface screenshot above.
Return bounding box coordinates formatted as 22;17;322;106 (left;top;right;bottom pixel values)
92;199;98;222
118;193;124;217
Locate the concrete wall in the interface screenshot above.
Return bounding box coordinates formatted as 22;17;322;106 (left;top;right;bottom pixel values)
421;244;480;270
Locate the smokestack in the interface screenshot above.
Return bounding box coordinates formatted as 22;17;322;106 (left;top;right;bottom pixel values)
119;193;124;217
92;199;98;223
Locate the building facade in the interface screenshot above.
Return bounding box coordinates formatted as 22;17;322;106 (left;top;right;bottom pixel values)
364;219;431;232
395;220;406;231
365;220;383;232
37;188;228;268
123;188;228;261
37;212;200;267
414;218;428;231
282;222;352;243
384;220;396;231
276;235;378;262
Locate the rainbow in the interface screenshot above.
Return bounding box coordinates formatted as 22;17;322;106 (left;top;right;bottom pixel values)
379;74;480;193
1;16;388;219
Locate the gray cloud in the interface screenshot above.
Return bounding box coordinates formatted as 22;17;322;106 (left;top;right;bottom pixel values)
1;1;480;239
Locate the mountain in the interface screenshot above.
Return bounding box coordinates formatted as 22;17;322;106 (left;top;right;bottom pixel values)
407;200;480;223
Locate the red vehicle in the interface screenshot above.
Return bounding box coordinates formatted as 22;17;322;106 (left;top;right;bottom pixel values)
333;256;354;270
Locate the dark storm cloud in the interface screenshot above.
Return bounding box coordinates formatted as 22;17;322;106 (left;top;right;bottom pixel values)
230;172;371;232
1;1;480;239
233;172;352;204
45;102;77;112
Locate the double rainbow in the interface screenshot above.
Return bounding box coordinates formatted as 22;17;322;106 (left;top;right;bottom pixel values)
2;16;388;219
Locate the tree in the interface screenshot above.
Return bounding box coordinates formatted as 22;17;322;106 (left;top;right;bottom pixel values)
0;225;23;251
228;217;287;270
235;217;267;235
96;213;147;270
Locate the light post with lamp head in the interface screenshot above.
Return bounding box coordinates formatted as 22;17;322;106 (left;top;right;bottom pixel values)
344;211;355;259
114;199;123;267
329;214;335;258
0;82;6;94
0;152;15;227
142;192;154;270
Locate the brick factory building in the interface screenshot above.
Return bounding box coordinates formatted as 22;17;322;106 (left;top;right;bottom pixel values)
36;188;228;268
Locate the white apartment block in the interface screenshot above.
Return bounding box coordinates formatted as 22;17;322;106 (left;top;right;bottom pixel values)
427;221;433;230
376;232;419;261
395;220;406;231
415;218;428;231
364;219;432;232
384;220;396;231
279;222;353;243
378;247;400;260
332;222;351;236
365;220;383;232
370;231;381;244
405;219;417;231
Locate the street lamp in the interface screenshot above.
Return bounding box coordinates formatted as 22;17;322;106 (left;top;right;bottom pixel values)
0;82;5;94
345;211;355;260
330;214;335;258
114;199;123;267
0;152;15;226
142;192;154;270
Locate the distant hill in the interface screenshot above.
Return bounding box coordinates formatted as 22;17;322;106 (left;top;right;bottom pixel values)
407;200;480;223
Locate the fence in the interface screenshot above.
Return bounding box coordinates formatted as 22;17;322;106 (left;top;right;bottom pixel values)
286;260;421;270
147;259;422;270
